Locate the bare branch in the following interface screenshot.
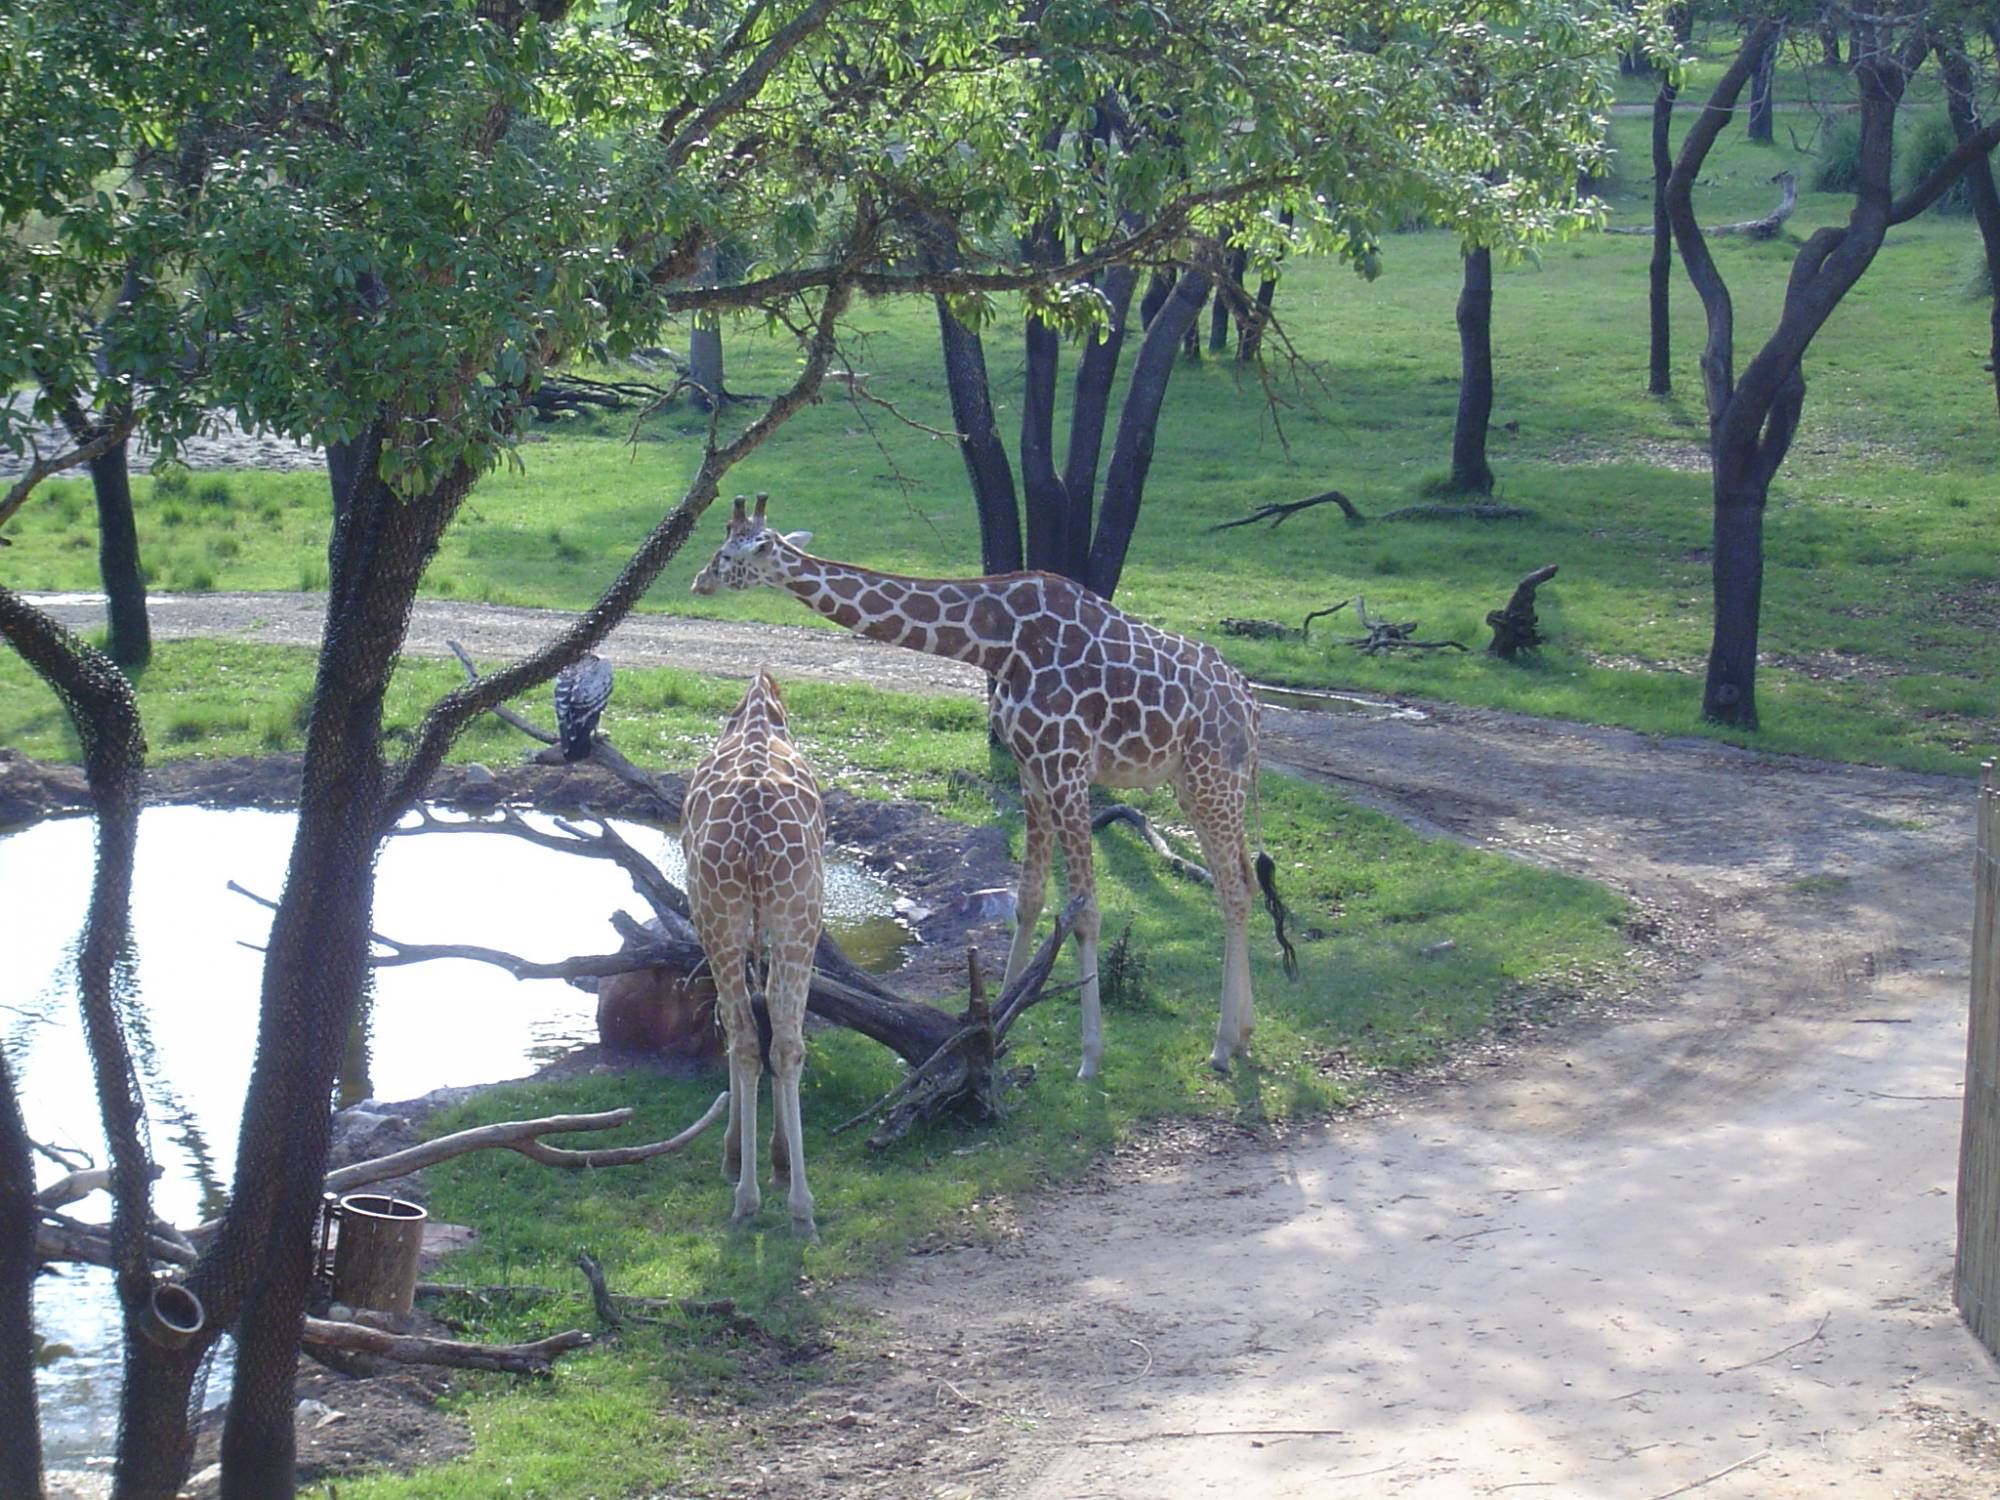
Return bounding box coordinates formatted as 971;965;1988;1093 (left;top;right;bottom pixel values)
1091;804;1212;885
300;1316;591;1375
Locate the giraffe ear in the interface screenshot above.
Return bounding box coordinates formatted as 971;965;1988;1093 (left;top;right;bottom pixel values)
781;530;813;549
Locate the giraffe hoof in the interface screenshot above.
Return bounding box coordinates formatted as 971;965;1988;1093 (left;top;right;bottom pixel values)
1076;1060;1100;1083
792;1216;820;1244
1208;1051;1232;1077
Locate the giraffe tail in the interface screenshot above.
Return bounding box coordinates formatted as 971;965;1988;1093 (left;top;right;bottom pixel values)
1248;725;1299;982
1254;851;1300;982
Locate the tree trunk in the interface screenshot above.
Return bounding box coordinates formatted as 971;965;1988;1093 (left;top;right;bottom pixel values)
1138;270;1175;329
203;442;472;1498
1021;312;1070;573
1086;266;1209;599
1451;247;1496;495
0;1053;43;1500
1703;471;1767;727
88;429;150;668
1210;245;1246;353
1819;15;1842;67
1650;78;1679;395
688;317;725;413
933;297;1023;575
1938;37;2000;421
1239;210;1292;363
1748;26;1781;144
1059;265;1137;581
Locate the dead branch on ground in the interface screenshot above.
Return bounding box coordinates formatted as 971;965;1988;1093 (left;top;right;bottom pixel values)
1219;600;1348;643
1340;599;1468;655
1092;805;1212;884
1209;489;1366;532
1606;170;1797;240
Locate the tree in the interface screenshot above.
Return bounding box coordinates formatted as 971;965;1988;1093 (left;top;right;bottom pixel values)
12;2;1542;1493
1747;20;1783;143
1451;246;1498;492
1934;28;2000;419
928;0;1640;599
1649;5;1696;396
1667;8;2000;727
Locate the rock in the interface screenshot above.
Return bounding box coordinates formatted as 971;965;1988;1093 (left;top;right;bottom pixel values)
596;964;723;1063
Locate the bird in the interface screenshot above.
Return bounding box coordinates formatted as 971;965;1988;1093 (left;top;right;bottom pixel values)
554;653;614;760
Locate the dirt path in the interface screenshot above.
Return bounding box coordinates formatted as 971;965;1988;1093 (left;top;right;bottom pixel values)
28;591;1999;1496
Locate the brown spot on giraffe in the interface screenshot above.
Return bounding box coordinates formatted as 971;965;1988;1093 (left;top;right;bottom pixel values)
693;497;1299;1079
681;669;824;1237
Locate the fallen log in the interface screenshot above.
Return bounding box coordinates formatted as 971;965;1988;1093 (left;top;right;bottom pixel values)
301;1316;590;1375
1341;598;1468;656
1604;170;1796;239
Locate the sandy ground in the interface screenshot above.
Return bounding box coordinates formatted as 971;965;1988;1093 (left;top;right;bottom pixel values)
23;591;2000;1497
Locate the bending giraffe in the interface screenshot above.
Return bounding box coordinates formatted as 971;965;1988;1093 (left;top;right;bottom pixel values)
683;670;825;1236
693;494;1297;1079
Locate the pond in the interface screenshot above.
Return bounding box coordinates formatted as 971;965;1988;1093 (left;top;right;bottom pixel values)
3;803;911;1465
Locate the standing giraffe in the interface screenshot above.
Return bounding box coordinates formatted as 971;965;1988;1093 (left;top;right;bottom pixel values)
693;495;1296;1079
683;669;825;1236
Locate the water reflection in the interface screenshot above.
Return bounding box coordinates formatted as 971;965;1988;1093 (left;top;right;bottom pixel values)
4;803;910;1462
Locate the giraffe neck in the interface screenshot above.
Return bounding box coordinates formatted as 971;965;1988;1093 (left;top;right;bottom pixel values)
777;549;1022;674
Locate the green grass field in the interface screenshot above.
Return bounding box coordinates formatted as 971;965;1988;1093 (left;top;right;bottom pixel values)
5;52;1994;775
6;42;1996;1491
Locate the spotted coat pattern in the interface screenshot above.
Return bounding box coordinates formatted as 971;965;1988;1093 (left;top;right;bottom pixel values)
694;496;1290;1079
682;670;825;1234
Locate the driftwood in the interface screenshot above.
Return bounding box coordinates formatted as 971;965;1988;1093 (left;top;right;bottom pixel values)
1210;489;1366;532
1340;599;1468;656
1219;600;1349;643
1487;564;1559;659
301;1316;590;1375
1605;170;1797;240
835;900;1084;1146
1379;502;1534;522
1091;805;1212;885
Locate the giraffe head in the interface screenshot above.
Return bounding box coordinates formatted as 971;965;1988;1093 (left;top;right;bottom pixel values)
691;494;813;596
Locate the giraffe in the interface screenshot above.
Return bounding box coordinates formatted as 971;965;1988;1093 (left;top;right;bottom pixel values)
693;494;1297;1080
682;669;825;1236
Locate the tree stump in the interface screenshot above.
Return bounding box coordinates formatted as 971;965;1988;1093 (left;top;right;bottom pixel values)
1487;564;1558;659
331;1194;429;1316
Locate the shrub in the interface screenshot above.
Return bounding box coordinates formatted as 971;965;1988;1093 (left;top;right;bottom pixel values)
195;477;233;505
1100;921;1159;1013
1964;245;1994;299
1899;113;1973;216
152;467;191;499
1810;113;1864;194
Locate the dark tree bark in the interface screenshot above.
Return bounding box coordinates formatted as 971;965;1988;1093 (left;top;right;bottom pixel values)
0;586;160;1496
1238;208;1292;364
1648;10;1691;396
1819;16;1842;68
1210;244;1247;352
1059;265;1138;580
1021;285;1070;573
1450;247;1496;495
1668;19;2000;728
1087;266;1210;598
88;431;151;667
933;297;1023;574
1138;269;1175;329
1937;34;2000;421
1747;24;1781;144
0;1053;43;1500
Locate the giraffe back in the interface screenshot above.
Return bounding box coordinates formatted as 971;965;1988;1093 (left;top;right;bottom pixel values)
683;676;826;944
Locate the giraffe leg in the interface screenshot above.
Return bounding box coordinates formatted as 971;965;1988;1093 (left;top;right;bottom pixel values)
1049;782;1104;1081
1003;782;1054;992
766;936;818;1240
1177;770;1257;1073
708;941;763;1223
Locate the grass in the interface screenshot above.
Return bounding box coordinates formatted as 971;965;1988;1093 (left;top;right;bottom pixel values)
311;691;1626;1500
5;96;1994;773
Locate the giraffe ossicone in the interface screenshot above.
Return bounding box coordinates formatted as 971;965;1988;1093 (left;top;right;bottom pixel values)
693;494;1297;1080
682;668;825;1237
